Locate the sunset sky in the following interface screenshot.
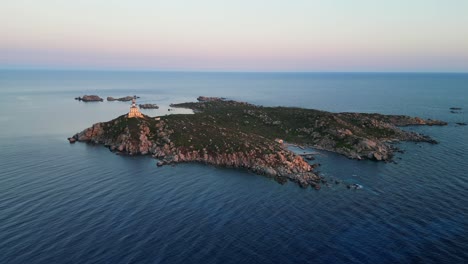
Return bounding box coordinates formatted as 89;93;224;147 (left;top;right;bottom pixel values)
1;0;467;72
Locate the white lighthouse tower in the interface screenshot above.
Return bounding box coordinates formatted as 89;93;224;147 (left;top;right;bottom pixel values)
128;98;143;118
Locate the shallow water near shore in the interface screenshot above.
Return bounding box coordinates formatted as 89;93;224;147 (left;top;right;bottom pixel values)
0;71;467;263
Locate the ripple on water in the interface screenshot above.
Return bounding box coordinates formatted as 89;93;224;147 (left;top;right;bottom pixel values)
1;73;468;263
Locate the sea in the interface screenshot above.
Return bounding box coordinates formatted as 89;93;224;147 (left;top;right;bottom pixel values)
0;70;467;264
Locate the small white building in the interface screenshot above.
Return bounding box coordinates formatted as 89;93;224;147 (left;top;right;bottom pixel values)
275;138;284;144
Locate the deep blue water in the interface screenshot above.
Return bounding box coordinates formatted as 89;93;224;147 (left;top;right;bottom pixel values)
0;70;467;263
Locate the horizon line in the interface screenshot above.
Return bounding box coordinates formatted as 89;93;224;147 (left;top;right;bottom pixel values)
0;67;467;75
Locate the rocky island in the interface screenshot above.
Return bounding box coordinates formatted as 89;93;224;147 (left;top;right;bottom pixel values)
139;104;159;109
69;97;446;188
75;95;104;102
107;96;139;102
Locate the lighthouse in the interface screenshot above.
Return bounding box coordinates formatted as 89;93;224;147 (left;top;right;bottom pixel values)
128;98;143;118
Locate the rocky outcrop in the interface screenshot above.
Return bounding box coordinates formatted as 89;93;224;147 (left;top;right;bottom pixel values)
75;95;103;102
139;104;159;109
338;113;447;127
197;96;226;102
107;96;138;102
154;147;318;188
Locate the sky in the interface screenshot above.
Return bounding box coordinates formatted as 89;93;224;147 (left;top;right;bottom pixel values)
1;0;468;72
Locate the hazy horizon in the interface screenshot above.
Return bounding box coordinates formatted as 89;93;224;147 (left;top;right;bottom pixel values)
2;68;468;74
1;0;468;72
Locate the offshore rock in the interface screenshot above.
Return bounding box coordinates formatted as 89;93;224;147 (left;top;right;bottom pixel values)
107;96;136;102
139;104;159;109
75;95;103;102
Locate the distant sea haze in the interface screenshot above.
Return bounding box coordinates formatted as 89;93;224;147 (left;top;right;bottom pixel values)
0;71;467;264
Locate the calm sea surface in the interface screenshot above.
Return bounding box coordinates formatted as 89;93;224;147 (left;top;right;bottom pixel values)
0;71;467;263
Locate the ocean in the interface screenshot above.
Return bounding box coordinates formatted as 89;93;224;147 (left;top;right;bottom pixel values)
0;70;467;263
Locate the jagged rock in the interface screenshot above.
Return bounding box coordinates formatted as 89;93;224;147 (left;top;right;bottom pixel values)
197;96;226;102
373;152;383;161
139;104;159;109
107;95;138;101
75;95;103;102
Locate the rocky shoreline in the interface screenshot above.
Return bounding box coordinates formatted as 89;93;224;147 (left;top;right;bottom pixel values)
68;116;320;188
69;97;447;188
